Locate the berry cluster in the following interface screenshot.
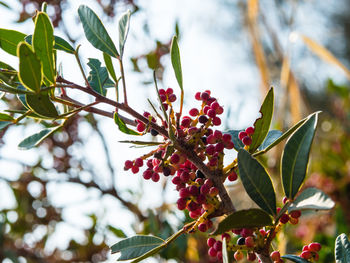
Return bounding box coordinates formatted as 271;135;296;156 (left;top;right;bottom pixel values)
300;242;322;261
238;126;255;146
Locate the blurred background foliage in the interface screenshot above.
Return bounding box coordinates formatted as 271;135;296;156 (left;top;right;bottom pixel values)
0;0;349;262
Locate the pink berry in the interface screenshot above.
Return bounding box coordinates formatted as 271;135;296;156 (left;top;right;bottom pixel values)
200;184;210;195
216;251;223;260
172;176;181;185
166;88;173;95
227;171;238;182
195;92;201;100
213;241;222;251
207;237;216;247
179;188;190;198
242;136;252;146
136;122;146;132
238;131;247;140
245;236;254;247
300;251;312;260
170;153;180;164
189;185;199;196
189;108;199;117
168;94;176;102
177;198;187;210
131;166;139;174
245;126;255;135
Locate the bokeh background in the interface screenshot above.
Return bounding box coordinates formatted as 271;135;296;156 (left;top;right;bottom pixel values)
0;0;349;262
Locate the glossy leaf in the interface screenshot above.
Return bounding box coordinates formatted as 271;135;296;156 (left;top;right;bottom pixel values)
282;255;311;263
225;130;244;151
0;121;11;130
238;149;276;216
0;113;14;121
17;42;42;93
111;235;164;260
25;35;75;54
0;28;26;56
103;52;117;82
18;126;60;150
26;93;58;118
118;10;131;58
258;130;282;151
335;233;350;263
114;113;139;135
213;209;273;235
249;87;274;153
288;188;335;212
78;5;119;58
281;113;318;199
33;12;56;84
0;61;18;85
170;36;183;91
222;237;229;263
87;58;114;96
0;82;33;94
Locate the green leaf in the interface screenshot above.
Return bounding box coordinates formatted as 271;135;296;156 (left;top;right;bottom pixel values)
282;255;311;263
222;237;229;263
288;188;335;212
0;28;26;56
26;93;58;118
0;61;19;85
213;209;273;235
335;233;350;263
33;12;56;84
170;36;183;91
281;112;319;199
0;121;11;130
25;35;75;54
249;87;274;153
0;82;34;94
17;42;42;93
78;5;119;58
225;130;244;151
0;113;14;121
118;10;131;58
103;52;117;82
111;235;164;260
87;58;114;96
18;126;60;149
258;130;282;151
114;112;140;135
238;149;276;216
107;225;126;238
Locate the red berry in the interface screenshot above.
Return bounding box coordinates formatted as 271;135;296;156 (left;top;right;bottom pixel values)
198;223;207;232
196;194;206;204
172;176;181;185
189;108;199;117
276;207;282;214
201;92;210;101
189;185;199;196
131;166;139;174
159;89;166;95
226;169;236;179
207;135;216;144
211;101;220;111
245;236;254;247
216;106;224;114
181;117;191;127
241;228;254;237
209;187;219;196
222;133;232;142
151;173;160;182
168;94;177;102
300;251;312;260
206;145;215;155
180;171;190;182
313;253;319;261
207;109;216;118
209;157;218;166
179;188;190;198
234;250;244;261
208;247;217;257
282;196;288;204
170;153;180;164
159;94;166;102
215;143;224;152
212;117;221;126
177;198;187;210
245;126;255;135
200;184;210;195
247;252;256;261
259;229;266;236
238;131;247;140
136;122;146;132
203;105;211;115
124;160;133;170
216;251;223;260
308;242;321;252
166;87;173;95
143;170;153;180
302;245;309;251
289;217;299;225
279;214;290;224
270;251;281;261
213;241;222;251
134;158;143;167
290;210;301;219
242;136;252;145
221;233;231;241
195;92;201;100
207;237;216;247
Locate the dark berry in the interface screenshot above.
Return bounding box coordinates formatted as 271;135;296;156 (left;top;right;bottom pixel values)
198;115;209;124
163;166;171;176
198;223;207;232
237;237;245;245
166;87;173;95
196;170;205;179
280;214;290;224
150;129;159;136
201;92;210;101
242;136;252;146
168;94;177;102
290;210;301;219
